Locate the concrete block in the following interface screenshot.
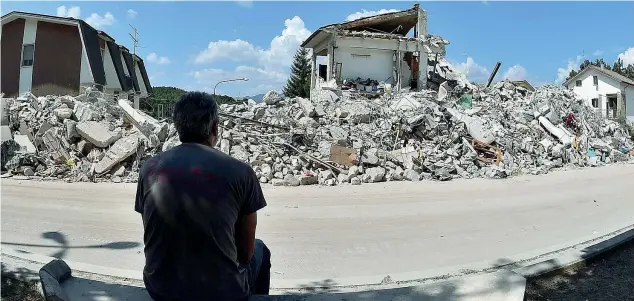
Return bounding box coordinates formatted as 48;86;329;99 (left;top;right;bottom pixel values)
94;135;140;174
39;259;71;301
13;134;37;153
76;121;121;148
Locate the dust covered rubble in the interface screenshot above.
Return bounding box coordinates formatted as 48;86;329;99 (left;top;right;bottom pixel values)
3;81;633;186
195;80;633;186
1;87;168;183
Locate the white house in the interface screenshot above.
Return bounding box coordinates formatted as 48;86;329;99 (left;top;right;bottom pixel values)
300;4;449;92
563;65;634;121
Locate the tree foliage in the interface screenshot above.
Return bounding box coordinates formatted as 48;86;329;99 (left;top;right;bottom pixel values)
283;47;311;98
565;58;634;83
141;86;242;118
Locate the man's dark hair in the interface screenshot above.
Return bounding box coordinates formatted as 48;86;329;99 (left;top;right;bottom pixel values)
172;92;219;143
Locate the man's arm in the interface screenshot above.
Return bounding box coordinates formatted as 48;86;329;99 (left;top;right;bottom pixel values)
235;211;257;265
235;166;267;265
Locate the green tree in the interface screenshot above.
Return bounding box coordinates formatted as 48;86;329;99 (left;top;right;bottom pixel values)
283;47;311;98
564;58;634;83
612;58;625;74
624;64;634;80
143;86;240;118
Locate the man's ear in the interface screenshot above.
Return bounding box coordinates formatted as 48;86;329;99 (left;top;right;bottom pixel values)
212;121;219;136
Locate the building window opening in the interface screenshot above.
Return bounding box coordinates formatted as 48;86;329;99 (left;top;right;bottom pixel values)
591;98;599;108
575;80;582;87
593;76;598;86
21;44;35;67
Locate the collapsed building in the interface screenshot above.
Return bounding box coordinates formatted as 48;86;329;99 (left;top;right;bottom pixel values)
2;80;633;185
301;4;466;94
0;5;632;186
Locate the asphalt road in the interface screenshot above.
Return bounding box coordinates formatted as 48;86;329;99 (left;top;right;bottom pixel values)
2;164;633;287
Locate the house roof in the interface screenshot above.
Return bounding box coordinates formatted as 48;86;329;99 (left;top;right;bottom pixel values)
302;4;421;48
2;11;117;43
563;65;634;87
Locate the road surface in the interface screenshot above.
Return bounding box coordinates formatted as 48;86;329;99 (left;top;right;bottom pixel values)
2;164;633;287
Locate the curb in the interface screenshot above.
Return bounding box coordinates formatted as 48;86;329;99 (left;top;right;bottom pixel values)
39;259;72;301
512;224;634;278
3;224;634;293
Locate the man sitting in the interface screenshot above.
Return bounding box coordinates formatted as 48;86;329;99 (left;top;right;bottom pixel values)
135;92;271;301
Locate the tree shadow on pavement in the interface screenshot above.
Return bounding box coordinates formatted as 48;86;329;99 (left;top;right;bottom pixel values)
523;238;634;301
2;231;140;259
254;268;526;301
1;263;44;301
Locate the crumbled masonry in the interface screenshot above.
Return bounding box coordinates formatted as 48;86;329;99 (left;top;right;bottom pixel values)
1;81;633;185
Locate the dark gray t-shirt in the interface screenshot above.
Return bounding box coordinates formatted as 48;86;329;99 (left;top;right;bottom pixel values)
135;143;267;301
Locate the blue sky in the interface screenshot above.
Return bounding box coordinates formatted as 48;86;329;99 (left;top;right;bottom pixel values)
2;1;634;97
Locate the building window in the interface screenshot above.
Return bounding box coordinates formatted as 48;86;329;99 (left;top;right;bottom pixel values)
21;44;35;67
593;76;598;85
575;80;582;87
591;98;599;108
101;48;105;63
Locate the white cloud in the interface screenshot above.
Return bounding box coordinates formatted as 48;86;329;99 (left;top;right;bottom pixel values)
192;16;311;95
555;55;583;84
85;12;116;29
345;9;399;22
146;53;171;65
194;39;258;64
450;57;490;83
56;6;81;18
235;0;253;8
502;64;528;81
127;9;138;19
617;46;634;67
592;49;604;56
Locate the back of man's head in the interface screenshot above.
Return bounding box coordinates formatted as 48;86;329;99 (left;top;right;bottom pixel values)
172;92;219;145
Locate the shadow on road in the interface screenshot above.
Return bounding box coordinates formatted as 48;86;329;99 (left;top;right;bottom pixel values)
2;231;140;259
523;238;634;301
1;263;44;301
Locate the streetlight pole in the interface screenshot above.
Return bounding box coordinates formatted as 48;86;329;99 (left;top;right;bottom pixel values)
213;78;249;95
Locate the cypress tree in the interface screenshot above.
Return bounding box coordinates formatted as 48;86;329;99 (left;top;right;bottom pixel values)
283;47;311;98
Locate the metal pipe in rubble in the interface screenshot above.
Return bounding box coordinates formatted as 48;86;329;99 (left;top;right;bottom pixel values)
486;62;502;88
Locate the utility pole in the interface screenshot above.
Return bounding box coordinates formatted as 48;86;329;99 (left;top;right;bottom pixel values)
129;24;141;109
129;24;140;59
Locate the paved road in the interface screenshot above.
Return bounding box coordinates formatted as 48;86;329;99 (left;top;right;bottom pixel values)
2;164;634;288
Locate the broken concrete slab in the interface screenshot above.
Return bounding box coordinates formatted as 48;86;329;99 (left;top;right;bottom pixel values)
76;121;122;148
94;135;140;175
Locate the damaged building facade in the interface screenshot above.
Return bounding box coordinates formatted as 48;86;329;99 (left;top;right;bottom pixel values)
301;4;449;93
1;11;152;101
563;65;634;121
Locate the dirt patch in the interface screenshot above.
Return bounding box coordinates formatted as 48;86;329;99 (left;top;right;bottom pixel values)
525;239;634;301
1;276;44;301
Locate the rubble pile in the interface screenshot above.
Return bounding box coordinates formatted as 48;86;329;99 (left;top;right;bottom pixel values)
1;88;168;182
192;82;633;186
2;81;632;186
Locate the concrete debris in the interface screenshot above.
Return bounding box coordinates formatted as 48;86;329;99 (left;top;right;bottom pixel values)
1;87;166;182
3;81;633;186
195;82;633;187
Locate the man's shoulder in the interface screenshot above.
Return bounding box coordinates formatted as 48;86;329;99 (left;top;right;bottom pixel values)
141;144;254;179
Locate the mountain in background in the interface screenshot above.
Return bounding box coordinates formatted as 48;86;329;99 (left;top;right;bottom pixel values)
243;92;285;103
244;93;265;102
